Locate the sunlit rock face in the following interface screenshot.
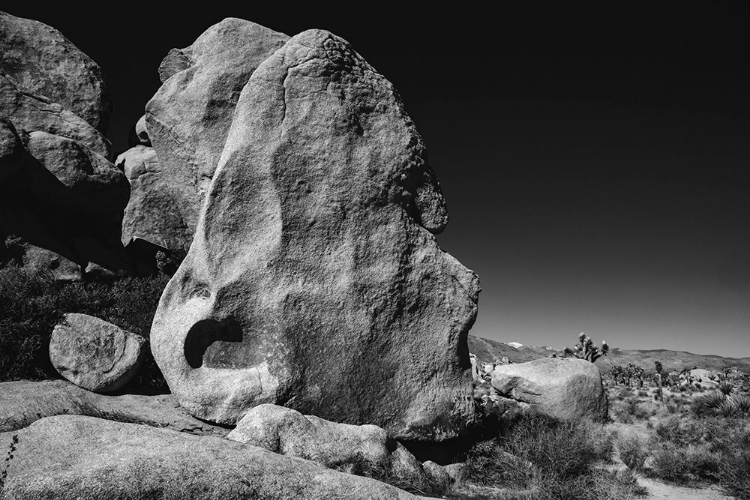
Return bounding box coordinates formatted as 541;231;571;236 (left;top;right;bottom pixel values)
151;28;480;441
143;18;289;253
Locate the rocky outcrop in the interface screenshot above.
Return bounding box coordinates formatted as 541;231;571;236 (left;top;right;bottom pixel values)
0;12;131;279
1;415;424;499
491;358;608;421
143;18;289;252
0;74;111;159
0;10;112;133
0;380;228;436
227;404;427;484
151;28;479;441
49;313;146;393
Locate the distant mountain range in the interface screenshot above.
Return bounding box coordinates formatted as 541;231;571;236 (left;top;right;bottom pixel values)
468;335;750;375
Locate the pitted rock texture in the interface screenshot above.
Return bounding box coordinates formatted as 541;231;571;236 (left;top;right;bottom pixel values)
151;28;479;441
0;10;112;133
2;416;424;500
227;404;427;483
50;313;146;393
491;358;608;422
144;18;289;252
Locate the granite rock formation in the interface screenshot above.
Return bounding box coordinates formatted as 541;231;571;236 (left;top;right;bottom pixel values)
491;358;608;421
0;10;112;133
151;28;479;441
143;18;289;253
228;404;427;483
49;313;146;393
1;415;423;500
0;11;131;278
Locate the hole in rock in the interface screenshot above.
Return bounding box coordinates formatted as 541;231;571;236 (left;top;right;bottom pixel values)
184;318;243;369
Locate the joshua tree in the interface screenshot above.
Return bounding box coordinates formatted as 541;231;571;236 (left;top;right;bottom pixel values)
563;332;609;363
654;360;664;402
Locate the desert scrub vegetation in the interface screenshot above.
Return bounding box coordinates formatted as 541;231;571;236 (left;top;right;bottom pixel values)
454;413;645;499
0;267;170;392
649;415;750;498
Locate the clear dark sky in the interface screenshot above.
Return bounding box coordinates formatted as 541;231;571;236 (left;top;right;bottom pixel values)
7;1;750;357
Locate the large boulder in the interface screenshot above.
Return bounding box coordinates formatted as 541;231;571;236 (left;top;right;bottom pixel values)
228;404;427;484
0;73;111;159
151;28;479;441
1;415;424;499
49;313;146;393
491;358;608;421
144;18;289;252
0;10;112;133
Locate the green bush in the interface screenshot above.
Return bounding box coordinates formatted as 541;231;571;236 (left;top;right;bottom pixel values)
0;267;170;392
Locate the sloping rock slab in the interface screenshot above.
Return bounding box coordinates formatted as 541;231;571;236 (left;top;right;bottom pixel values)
491;358;608;421
50;313;146;393
1;415;424;499
0;380;227;436
151;28;479;441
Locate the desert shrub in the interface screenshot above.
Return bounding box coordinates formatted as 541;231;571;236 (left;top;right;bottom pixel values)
719;381;734;396
459;413;643;499
335;455;446;497
618;435;648;471
650;414;750;497
0;267;170;392
692;391;727;418
650;444;722;483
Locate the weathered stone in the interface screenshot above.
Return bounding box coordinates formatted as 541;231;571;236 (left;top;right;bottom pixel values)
228;404;427;484
135;115;150;145
0;118;24;183
151;29;478;441
116;145;189;250
50;313;146;393
0;380;229;436
491;358;607;421
144;18;289;252
2;415;424;499
0;10;112;133
25;131;128;225
21;244;82;281
0;73;111;159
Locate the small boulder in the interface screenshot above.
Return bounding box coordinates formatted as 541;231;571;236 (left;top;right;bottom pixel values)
135;115;150;145
491;357;607;421
2;415;423;499
49;313;146;393
227;404;427;485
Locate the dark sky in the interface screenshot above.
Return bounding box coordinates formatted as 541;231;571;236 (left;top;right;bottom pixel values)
7;1;750;357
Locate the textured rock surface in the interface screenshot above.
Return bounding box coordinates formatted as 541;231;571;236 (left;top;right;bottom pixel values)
25;131;128;225
228;404;427;483
50;313;146;393
144;18;289;252
2;415;424;500
0;73;111;159
151;29;479;441
0;10;112;133
116;145;188;250
0;118;24;183
491;358;607;421
0;380;229;436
